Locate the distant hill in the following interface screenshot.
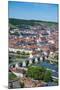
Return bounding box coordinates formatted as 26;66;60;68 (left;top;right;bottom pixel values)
9;18;58;28
9;23;17;29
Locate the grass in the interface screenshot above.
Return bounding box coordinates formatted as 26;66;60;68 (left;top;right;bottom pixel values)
9;73;17;80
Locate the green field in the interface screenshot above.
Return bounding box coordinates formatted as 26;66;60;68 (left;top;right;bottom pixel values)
9;73;17;80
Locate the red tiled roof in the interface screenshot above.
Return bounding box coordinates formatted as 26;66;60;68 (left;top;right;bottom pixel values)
41;45;49;51
40;37;47;41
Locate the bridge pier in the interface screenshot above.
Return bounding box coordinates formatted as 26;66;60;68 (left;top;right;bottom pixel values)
35;58;38;63
22;61;26;67
45;56;48;60
15;63;19;68
40;57;43;62
29;59;32;64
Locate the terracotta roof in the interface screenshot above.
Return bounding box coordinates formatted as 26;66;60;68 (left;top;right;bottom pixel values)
40;37;47;41
41;45;49;51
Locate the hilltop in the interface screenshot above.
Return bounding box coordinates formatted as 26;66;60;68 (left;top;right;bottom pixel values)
9;18;58;28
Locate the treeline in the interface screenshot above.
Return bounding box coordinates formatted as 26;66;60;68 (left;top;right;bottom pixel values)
9;18;37;26
9;18;57;27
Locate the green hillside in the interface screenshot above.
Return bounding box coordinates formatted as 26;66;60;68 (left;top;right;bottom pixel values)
9;18;58;27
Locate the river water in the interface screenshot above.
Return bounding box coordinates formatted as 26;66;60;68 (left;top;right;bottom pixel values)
34;61;58;78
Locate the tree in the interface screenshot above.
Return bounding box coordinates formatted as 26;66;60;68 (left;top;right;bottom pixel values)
43;70;52;82
26;52;29;55
14;31;19;36
9;56;13;63
22;51;25;55
16;51;20;54
54;54;58;60
26;66;46;80
26;66;52;82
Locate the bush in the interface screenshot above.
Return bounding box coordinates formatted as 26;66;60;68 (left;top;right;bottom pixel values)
43;70;52;82
26;66;52;82
9;73;17;80
16;51;20;54
26;66;45;80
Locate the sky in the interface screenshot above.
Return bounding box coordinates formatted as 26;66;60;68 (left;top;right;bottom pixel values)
8;1;58;22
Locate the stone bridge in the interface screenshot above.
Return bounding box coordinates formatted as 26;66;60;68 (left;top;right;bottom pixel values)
9;54;58;69
9;55;45;68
